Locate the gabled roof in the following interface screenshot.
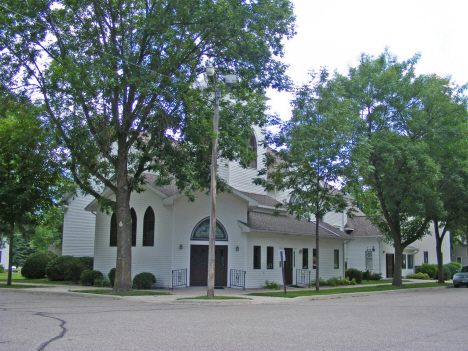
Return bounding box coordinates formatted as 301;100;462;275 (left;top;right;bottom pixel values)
241;211;353;239
345;216;383;238
239;191;282;207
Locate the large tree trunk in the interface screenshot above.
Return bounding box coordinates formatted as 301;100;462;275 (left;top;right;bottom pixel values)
315;217;320;292
392;241;403;287
7;220;14;286
113;146;132;293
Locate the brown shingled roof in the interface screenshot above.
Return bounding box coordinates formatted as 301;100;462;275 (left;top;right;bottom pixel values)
144;173;179;197
240;191;283;207
245;211;353;239
345;216;382;237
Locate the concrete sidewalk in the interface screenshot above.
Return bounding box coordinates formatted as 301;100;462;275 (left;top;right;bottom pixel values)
2;278;447;304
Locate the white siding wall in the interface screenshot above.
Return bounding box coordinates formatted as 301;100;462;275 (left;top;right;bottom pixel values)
227;125;267;194
62;193;96;257
244;233;345;288
345;237;382;273
0;243;9;268
172;191;248;287
93;188;173;287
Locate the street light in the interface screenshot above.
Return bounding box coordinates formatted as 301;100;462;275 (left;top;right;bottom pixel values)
205;64;237;298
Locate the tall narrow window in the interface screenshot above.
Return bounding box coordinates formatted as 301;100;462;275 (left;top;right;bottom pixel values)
408;254;414;269
248;135;257;169
131;208;137;247
267;246;274;269
457;257;462;264
313;248;317;269
334;250;339;269
423;251;429;264
143;207;155;246
402;254;407;269
110;213;117;247
302;248;308;269
253;246;261;269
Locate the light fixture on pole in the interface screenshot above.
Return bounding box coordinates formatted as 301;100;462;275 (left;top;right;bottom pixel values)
205;63;237;298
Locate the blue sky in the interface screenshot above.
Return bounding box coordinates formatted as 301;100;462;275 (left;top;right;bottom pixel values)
267;0;468;120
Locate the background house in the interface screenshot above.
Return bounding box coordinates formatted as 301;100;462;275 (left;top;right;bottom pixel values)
452;242;468;266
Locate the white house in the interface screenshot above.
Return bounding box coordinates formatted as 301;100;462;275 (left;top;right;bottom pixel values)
343;214;451;278
0;241;9;269
64;126;353;288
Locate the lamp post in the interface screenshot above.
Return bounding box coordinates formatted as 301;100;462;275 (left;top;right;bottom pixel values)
205;64;237;298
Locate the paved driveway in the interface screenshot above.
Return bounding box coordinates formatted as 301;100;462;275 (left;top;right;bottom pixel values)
0;286;467;350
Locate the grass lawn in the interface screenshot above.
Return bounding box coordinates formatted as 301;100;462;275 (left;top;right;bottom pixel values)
250;282;451;298
178;296;251;300
71;289;171;296
359;279;409;285
0;272;77;285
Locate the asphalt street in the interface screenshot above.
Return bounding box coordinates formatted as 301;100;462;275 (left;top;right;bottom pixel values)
0;286;467;351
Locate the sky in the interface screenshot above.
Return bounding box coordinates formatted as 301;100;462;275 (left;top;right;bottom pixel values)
267;0;468;121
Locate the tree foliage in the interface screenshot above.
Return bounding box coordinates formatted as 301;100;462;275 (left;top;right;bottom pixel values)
256;69;356;290
0;0;296;291
336;51;468;286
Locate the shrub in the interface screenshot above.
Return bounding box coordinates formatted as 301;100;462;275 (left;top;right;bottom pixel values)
263;280;281;290
108;268;116;287
132;272;156;289
77;257;94;270
345;268;363;284
406;272;430;280
445;263;462;279
416;263;438;279
21;251;58;279
46;256;86;282
362;271;383;281
0;264;5;273
80;269;103;286
93;277;111;287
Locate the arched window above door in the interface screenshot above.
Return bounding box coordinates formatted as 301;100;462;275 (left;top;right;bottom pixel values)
191;217;228;241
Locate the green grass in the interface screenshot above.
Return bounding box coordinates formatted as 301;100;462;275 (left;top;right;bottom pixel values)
0;272;78;285
250;282;451;298
178;296;250;300
71;289;171;296
359;279;409;285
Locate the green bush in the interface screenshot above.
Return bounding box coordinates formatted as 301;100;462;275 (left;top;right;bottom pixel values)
416;263;438;279
46;256;86;282
108;268;116;287
445;262;462;279
362;271;383;281
93;277;111;287
345;268;363;284
77;257;94;270
21;251;58;279
0;264;5;273
80;269;103;286
263;280;281;289
406;272;430;280
132;272;156;289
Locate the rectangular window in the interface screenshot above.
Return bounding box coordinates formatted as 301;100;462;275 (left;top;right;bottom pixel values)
267;246;274;269
457;257;462;264
408;254;414;269
302;248;308;269
402;254;407;269
313;248;317;269
334;250;339;269
253;246;261;269
424;251;429;264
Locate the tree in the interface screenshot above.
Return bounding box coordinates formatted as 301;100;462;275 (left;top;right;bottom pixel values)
337;51;467;286
0;89;64;285
256;69;355;291
0;1;296;292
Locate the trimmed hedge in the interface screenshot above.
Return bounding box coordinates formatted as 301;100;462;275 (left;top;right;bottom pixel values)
108;268;116;287
132;272;156;289
416;263;438;279
80;269;103;286
21;251;58;279
345;268;363;284
46;256;87;282
406;272;430;280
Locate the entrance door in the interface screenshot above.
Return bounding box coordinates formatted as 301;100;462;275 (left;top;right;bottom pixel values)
284;248;293;285
190;245;228;286
386;254;394;278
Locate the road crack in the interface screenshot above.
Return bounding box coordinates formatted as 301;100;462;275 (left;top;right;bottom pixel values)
35;313;67;351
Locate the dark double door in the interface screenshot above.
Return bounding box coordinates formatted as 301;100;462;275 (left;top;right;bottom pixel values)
190;245;228;286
